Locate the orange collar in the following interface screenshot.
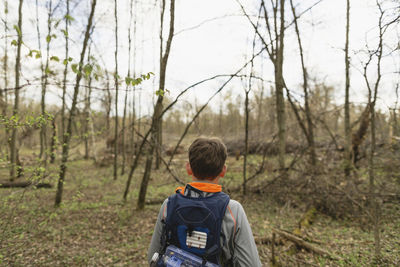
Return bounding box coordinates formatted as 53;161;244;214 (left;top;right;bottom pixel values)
175;182;222;195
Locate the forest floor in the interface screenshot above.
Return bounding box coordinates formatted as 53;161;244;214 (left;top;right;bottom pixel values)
0;149;399;266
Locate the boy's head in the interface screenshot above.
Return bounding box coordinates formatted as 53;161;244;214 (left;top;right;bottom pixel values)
187;137;227;180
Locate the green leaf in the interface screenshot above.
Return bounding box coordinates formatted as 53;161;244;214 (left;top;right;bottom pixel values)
71;64;78;74
63;59;68;65
61;29;68;37
27;49;41;58
155;89;164;97
50;56;59;62
13;25;21;36
68;57;73;62
45;66;51;75
46;35;51;43
65;14;75;22
11;40;17;46
83;64;93;77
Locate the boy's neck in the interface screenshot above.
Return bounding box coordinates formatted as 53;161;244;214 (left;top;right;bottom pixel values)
192;177;220;184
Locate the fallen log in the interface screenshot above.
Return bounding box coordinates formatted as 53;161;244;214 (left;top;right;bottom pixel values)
0;181;52;189
272;228;340;260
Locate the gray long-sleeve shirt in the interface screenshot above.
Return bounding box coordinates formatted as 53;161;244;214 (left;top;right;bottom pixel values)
147;185;261;266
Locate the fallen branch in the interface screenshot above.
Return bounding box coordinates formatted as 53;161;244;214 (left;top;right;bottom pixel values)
0;181;52;188
272;228;340;260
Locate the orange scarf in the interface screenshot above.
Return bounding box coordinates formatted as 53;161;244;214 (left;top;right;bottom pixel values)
175;182;222;195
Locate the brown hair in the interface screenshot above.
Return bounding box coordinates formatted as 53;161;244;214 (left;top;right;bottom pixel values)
188;137;227;180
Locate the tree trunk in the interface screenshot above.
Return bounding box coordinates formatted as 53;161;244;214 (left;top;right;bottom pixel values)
35;0;44;160
393;86;399;136
243;89;249;195
1;0;9;156
130;4;137;155
276;0;286;175
105;71;111;131
50;118;57;163
136;0;175;209
113;0;119;180
364;3;384;258
54;0;96;207
137;145;155;210
290;0;316;167
344;0;351;178
61;0;70;140
84;45;92;160
121;0;134;176
41;0;53;164
9;0;23;181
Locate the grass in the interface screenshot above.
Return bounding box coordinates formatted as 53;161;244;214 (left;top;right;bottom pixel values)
0;152;399;266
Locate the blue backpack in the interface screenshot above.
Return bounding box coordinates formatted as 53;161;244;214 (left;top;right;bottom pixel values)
160;190;230;265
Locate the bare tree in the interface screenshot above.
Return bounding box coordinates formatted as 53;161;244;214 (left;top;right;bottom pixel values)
35;0;45;160
130;0;138;156
289;0;316;167
84;45;93;160
61;0;70;141
243;7;261;195
344;0;352;178
113;0;119;180
363;1;389;258
55;0;97;206
105;70;112;131
238;0;287;175
393;84;399;136
1;0;9;155
9;0;23;181
121;0;134;176
137;0;176;210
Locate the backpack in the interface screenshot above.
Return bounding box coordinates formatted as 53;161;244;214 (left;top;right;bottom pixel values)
160;190;230;265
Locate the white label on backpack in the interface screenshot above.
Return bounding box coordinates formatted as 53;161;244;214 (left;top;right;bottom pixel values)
186;231;207;249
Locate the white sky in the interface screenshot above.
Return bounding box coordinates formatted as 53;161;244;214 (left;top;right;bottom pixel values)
2;0;400;116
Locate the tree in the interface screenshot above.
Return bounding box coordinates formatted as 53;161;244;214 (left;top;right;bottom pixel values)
289;0;316;167
137;0;175;210
344;0;352;177
84;45;93;160
121;0;134;176
238;0;287;175
35;0;45;160
1;0;9;156
55;0;97;206
275;0;286;175
113;0;119;180
362;1;393;258
61;0;70;142
9;0;24;181
243;9;261;195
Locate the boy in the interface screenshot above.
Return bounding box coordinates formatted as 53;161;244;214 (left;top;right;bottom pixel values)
148;137;261;266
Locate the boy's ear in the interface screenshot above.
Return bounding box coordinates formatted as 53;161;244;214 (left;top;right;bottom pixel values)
219;165;227;178
186;162;193;176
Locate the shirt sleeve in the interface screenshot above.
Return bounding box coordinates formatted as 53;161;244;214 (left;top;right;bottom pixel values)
147;199;168;264
232;202;262;267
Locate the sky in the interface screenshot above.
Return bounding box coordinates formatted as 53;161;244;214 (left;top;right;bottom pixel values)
2;0;400;117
